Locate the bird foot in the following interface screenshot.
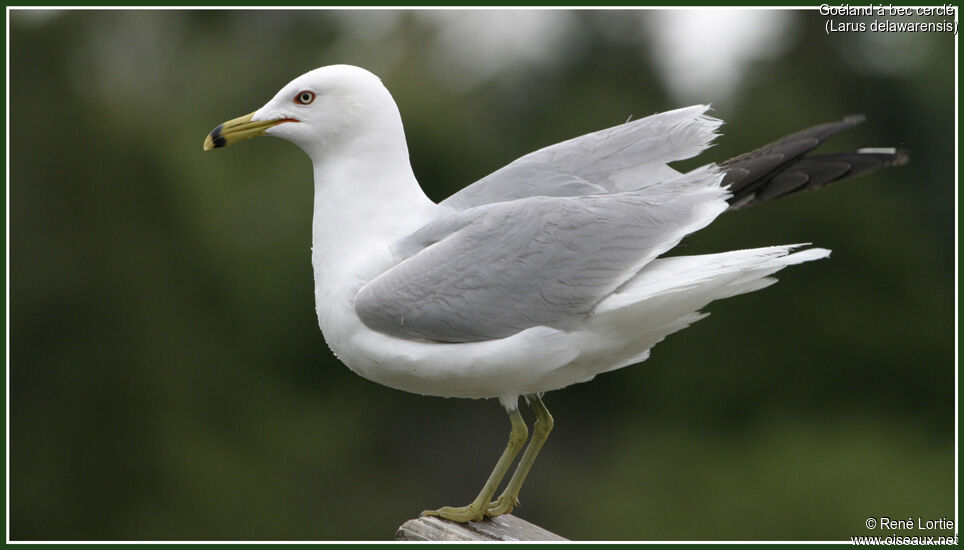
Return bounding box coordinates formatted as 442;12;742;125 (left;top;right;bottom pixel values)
420;504;486;523
486;494;520;518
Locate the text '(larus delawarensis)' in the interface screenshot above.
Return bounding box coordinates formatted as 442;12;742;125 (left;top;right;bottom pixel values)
203;65;907;524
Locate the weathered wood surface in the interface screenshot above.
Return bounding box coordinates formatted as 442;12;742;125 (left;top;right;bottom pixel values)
395;514;568;541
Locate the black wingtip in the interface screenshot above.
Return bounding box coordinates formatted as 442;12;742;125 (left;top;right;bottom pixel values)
724;116;909;209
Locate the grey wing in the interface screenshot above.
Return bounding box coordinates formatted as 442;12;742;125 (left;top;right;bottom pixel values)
355;167;727;343
439;105;721;210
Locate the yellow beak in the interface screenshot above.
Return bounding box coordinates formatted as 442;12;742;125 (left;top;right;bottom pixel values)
203;112;292;151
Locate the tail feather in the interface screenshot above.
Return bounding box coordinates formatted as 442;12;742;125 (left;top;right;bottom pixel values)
722;115;909;209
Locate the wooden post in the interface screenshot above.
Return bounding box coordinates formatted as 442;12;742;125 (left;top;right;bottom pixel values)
396;514;568;541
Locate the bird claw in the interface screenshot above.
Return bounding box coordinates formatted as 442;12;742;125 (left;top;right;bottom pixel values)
485;494;520;518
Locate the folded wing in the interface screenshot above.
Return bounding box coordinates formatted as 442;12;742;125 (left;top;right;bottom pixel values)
355;167;728;343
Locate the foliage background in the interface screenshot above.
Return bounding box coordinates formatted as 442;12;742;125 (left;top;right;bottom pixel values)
9;8;955;541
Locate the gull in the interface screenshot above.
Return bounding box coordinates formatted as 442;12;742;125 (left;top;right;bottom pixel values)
202;65;907;523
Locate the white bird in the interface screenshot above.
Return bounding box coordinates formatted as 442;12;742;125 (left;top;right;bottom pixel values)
203;65;907;523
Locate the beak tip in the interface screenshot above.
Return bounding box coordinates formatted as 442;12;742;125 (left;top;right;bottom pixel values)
201;112;261;151
203;123;226;151
202;134;226;151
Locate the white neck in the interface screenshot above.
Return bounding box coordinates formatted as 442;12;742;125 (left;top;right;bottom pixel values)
311;147;434;256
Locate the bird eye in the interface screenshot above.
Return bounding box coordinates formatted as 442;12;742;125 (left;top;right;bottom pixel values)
295;91;315;105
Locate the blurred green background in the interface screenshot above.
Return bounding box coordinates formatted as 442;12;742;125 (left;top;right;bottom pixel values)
9;8;954;541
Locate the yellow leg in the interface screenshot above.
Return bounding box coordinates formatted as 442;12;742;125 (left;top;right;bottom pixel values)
421;407;529;523
486;394;553;518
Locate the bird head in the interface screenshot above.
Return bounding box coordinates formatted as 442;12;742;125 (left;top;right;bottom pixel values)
203;64;400;160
